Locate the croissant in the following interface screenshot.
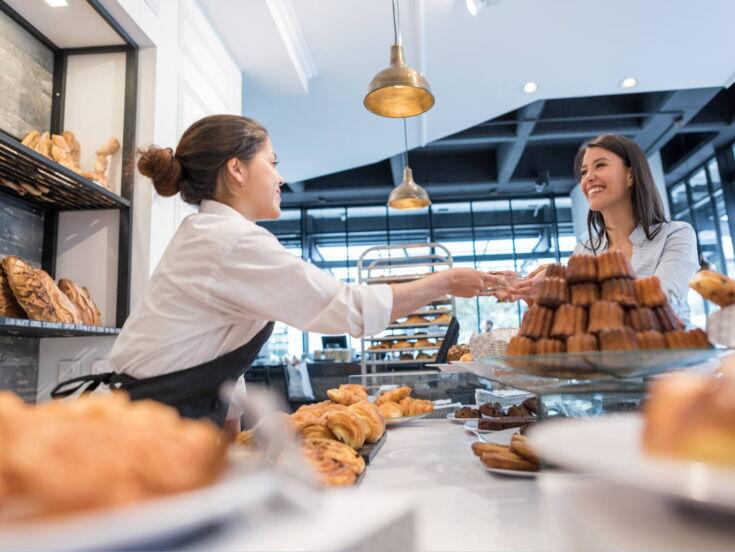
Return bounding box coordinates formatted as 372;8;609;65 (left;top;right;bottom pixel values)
348;401;385;443
62;131;81;166
292;412;336;441
323;410;366;450
399;397;434;417
377;401;404;419
376;385;412;405
295;401;347;418
94;153;109;174
34;132;52;158
302;445;356;487
339;383;368;394
306;437;365;475
327;388;367;406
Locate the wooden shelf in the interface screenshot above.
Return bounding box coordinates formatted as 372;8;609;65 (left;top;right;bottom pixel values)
0;317;121;337
0;130;129;211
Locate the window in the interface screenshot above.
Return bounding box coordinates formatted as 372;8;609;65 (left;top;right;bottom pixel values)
259;196;584;354
667;155;735;322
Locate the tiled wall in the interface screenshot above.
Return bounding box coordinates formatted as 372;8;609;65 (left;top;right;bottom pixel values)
0;6;54;403
0;201;44;403
0;7;53;139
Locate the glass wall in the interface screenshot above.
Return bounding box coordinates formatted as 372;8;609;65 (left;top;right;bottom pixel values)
667;156;734;327
259;197;575;357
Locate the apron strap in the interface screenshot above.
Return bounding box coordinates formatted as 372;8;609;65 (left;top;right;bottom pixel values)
50;372;137;398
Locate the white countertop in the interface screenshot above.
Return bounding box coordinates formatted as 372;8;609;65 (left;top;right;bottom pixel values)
198;418;735;552
361;419;547;552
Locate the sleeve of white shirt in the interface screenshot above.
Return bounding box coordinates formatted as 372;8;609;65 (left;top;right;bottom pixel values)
653;223;698;312
213;225;393;338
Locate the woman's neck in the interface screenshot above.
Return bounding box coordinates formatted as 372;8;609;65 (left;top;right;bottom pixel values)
601;200;636;251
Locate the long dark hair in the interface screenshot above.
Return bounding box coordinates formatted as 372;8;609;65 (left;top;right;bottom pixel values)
137;115;268;204
573;134;667;253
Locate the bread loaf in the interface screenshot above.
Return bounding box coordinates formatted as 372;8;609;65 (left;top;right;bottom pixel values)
1;257;80;324
58;279;101;326
0;264;26;318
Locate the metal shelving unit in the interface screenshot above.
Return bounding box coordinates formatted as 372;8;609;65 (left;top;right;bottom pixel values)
0;0;138;336
358;243;456;374
0;317;120;338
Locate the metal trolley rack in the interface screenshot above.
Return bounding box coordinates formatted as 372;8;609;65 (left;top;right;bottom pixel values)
358;243;456;375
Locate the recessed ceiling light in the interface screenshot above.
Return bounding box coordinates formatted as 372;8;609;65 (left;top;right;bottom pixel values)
621;77;637;89
45;0;69;6
466;0;488;16
523;81;539;94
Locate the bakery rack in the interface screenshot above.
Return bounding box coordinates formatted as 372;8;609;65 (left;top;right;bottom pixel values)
358;243;456;375
0;0;137;336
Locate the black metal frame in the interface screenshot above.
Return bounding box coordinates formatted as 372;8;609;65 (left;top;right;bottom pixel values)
0;0;138;332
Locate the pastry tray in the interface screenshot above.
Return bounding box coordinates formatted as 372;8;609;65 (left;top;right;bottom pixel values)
435;348;734;396
358;432;387;465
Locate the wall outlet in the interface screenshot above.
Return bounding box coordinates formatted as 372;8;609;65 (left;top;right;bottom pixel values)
58;360;82;383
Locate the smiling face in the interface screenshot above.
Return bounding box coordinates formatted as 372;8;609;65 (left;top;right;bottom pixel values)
222;137;284;221
578;146;633;212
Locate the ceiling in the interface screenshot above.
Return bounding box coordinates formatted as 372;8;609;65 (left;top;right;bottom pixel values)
5;0;125;48
198;0;735;189
274;84;735;207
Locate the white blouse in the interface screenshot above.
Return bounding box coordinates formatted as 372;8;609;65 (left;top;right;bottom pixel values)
108;200;393;378
574;221;698;324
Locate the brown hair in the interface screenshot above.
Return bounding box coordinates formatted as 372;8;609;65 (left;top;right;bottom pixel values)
573;134;668;253
138;114;268;204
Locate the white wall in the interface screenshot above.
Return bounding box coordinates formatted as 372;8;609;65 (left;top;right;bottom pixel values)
37;0;242;402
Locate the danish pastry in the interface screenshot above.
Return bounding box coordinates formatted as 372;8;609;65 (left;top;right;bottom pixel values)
339;383;368;394
432;313;452;325
292;413;336;441
301;445;356;487
323;410;366;450
403;315;429;326
305;437;365;475
348;401;385;443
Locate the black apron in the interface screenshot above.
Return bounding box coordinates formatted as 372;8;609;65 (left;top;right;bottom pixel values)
50;322;275;427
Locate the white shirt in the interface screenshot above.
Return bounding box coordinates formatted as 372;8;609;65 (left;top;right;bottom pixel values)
574;221;698;324
108;200;393;378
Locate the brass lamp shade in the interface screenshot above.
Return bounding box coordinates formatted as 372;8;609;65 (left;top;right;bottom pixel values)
364;45;435;118
388;167;431;210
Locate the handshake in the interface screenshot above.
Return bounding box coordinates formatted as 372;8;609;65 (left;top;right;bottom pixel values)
438;265;549;302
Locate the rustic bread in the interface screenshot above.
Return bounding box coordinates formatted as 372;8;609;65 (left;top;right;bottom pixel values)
58;279;101;326
0;263;26;318
1;256;80;323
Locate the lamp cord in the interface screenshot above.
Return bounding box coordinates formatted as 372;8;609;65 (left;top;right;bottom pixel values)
392;0;401;45
403;117;409;169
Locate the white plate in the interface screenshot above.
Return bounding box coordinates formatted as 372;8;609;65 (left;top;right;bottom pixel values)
0;458;277;552
529;413;735;512
480;465;537;478
476;429;537;478
479;426;520;445
384;412;432;426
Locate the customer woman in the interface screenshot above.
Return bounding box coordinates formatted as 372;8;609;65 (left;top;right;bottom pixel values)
52;114;501;425
510;134;698;322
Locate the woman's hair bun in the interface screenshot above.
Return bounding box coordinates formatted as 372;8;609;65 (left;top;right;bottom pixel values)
137;146;182;197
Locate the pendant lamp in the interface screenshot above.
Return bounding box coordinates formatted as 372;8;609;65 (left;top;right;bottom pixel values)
388;119;431;210
364;0;435;118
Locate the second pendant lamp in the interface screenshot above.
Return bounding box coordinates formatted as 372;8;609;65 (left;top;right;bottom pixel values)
388;118;431;210
364;0;435;118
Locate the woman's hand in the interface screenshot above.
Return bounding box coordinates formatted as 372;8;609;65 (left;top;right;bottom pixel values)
508;265;549;303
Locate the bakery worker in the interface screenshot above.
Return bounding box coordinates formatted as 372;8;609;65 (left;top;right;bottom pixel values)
52;115;502;426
